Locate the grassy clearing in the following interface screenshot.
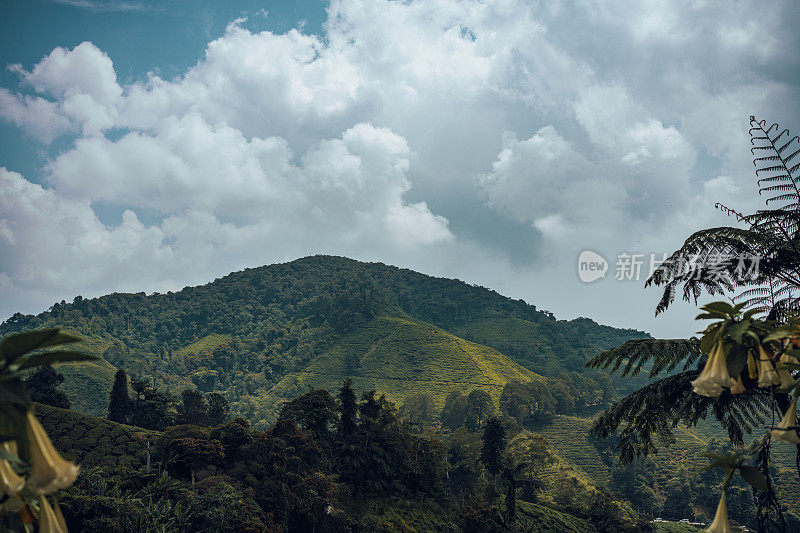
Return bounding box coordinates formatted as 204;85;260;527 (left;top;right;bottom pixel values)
357;498;459;532
534;415;712;486
533;413;800;518
510;430;638;526
174;333;233;357
40;330;121;417
56;359;119;417
534;415;612;484
687;417;800;512
516;501;595;533
651;522;703;532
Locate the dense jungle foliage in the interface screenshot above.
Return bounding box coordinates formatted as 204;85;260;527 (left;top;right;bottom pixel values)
19;358;757;532
29;379;656;533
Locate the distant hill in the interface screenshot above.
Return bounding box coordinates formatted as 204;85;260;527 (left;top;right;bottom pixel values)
1;255;649;422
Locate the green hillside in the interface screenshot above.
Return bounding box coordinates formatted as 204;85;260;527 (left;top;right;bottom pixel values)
534;415;613;484
256;315;542;423
17;255;776;528
33;403;158;469
531;413;800;525
509;429;638;526
57;359;119;416
535;415;712;489
0;256;648;422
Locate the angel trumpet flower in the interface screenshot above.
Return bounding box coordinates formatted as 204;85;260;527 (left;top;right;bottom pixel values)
0;441;24;497
691;343;731;397
53;500;68;532
757;346;781;388
705;493;732;533
747;352;758;379
25;412;79;495
38;496;68;533
777;353;797;390
730;376;746;395
771;396;800;444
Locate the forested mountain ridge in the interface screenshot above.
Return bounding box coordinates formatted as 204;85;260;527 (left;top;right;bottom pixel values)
0;255;649;421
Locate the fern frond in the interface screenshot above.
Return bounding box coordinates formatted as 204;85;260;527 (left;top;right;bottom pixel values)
766;193;798;205
757;174;792;186
647;206;800;314
750;116;800;207
590;370;772;464
759;184;796;195
586;338;702;378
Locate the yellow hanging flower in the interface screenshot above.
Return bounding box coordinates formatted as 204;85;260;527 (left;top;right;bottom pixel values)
771;397;800;445
25;412;79;495
691;343;732;397
38;496;68;533
705;492;732;532
53;500;68;532
730;376;746;395
747;351;758;379
777;353;797;390
0;441;24;497
757;346;780;388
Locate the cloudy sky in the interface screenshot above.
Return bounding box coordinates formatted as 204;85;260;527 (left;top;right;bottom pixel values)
1;0;799;338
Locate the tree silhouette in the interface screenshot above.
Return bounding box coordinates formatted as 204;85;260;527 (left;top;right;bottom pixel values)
399;393;435;430
465;389;493;432
25;364;70;409
279;388;338;435
480;416;506;478
502;462;528;524
178;389;209;425
128;377;174;430
207;392;230;425
338;379;357;436
440;390;468;430
107;368;129;423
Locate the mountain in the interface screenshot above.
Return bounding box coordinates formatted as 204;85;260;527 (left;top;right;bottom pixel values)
0;255;649;423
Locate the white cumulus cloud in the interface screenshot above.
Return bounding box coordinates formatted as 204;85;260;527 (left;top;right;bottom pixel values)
0;0;798;338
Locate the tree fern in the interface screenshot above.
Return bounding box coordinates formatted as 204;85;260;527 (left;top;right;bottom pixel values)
646;116;800;318
591;116;800;464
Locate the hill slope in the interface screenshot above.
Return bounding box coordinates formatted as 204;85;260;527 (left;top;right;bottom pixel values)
0;255;648;420
257;315;542;421
33;403;157;469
